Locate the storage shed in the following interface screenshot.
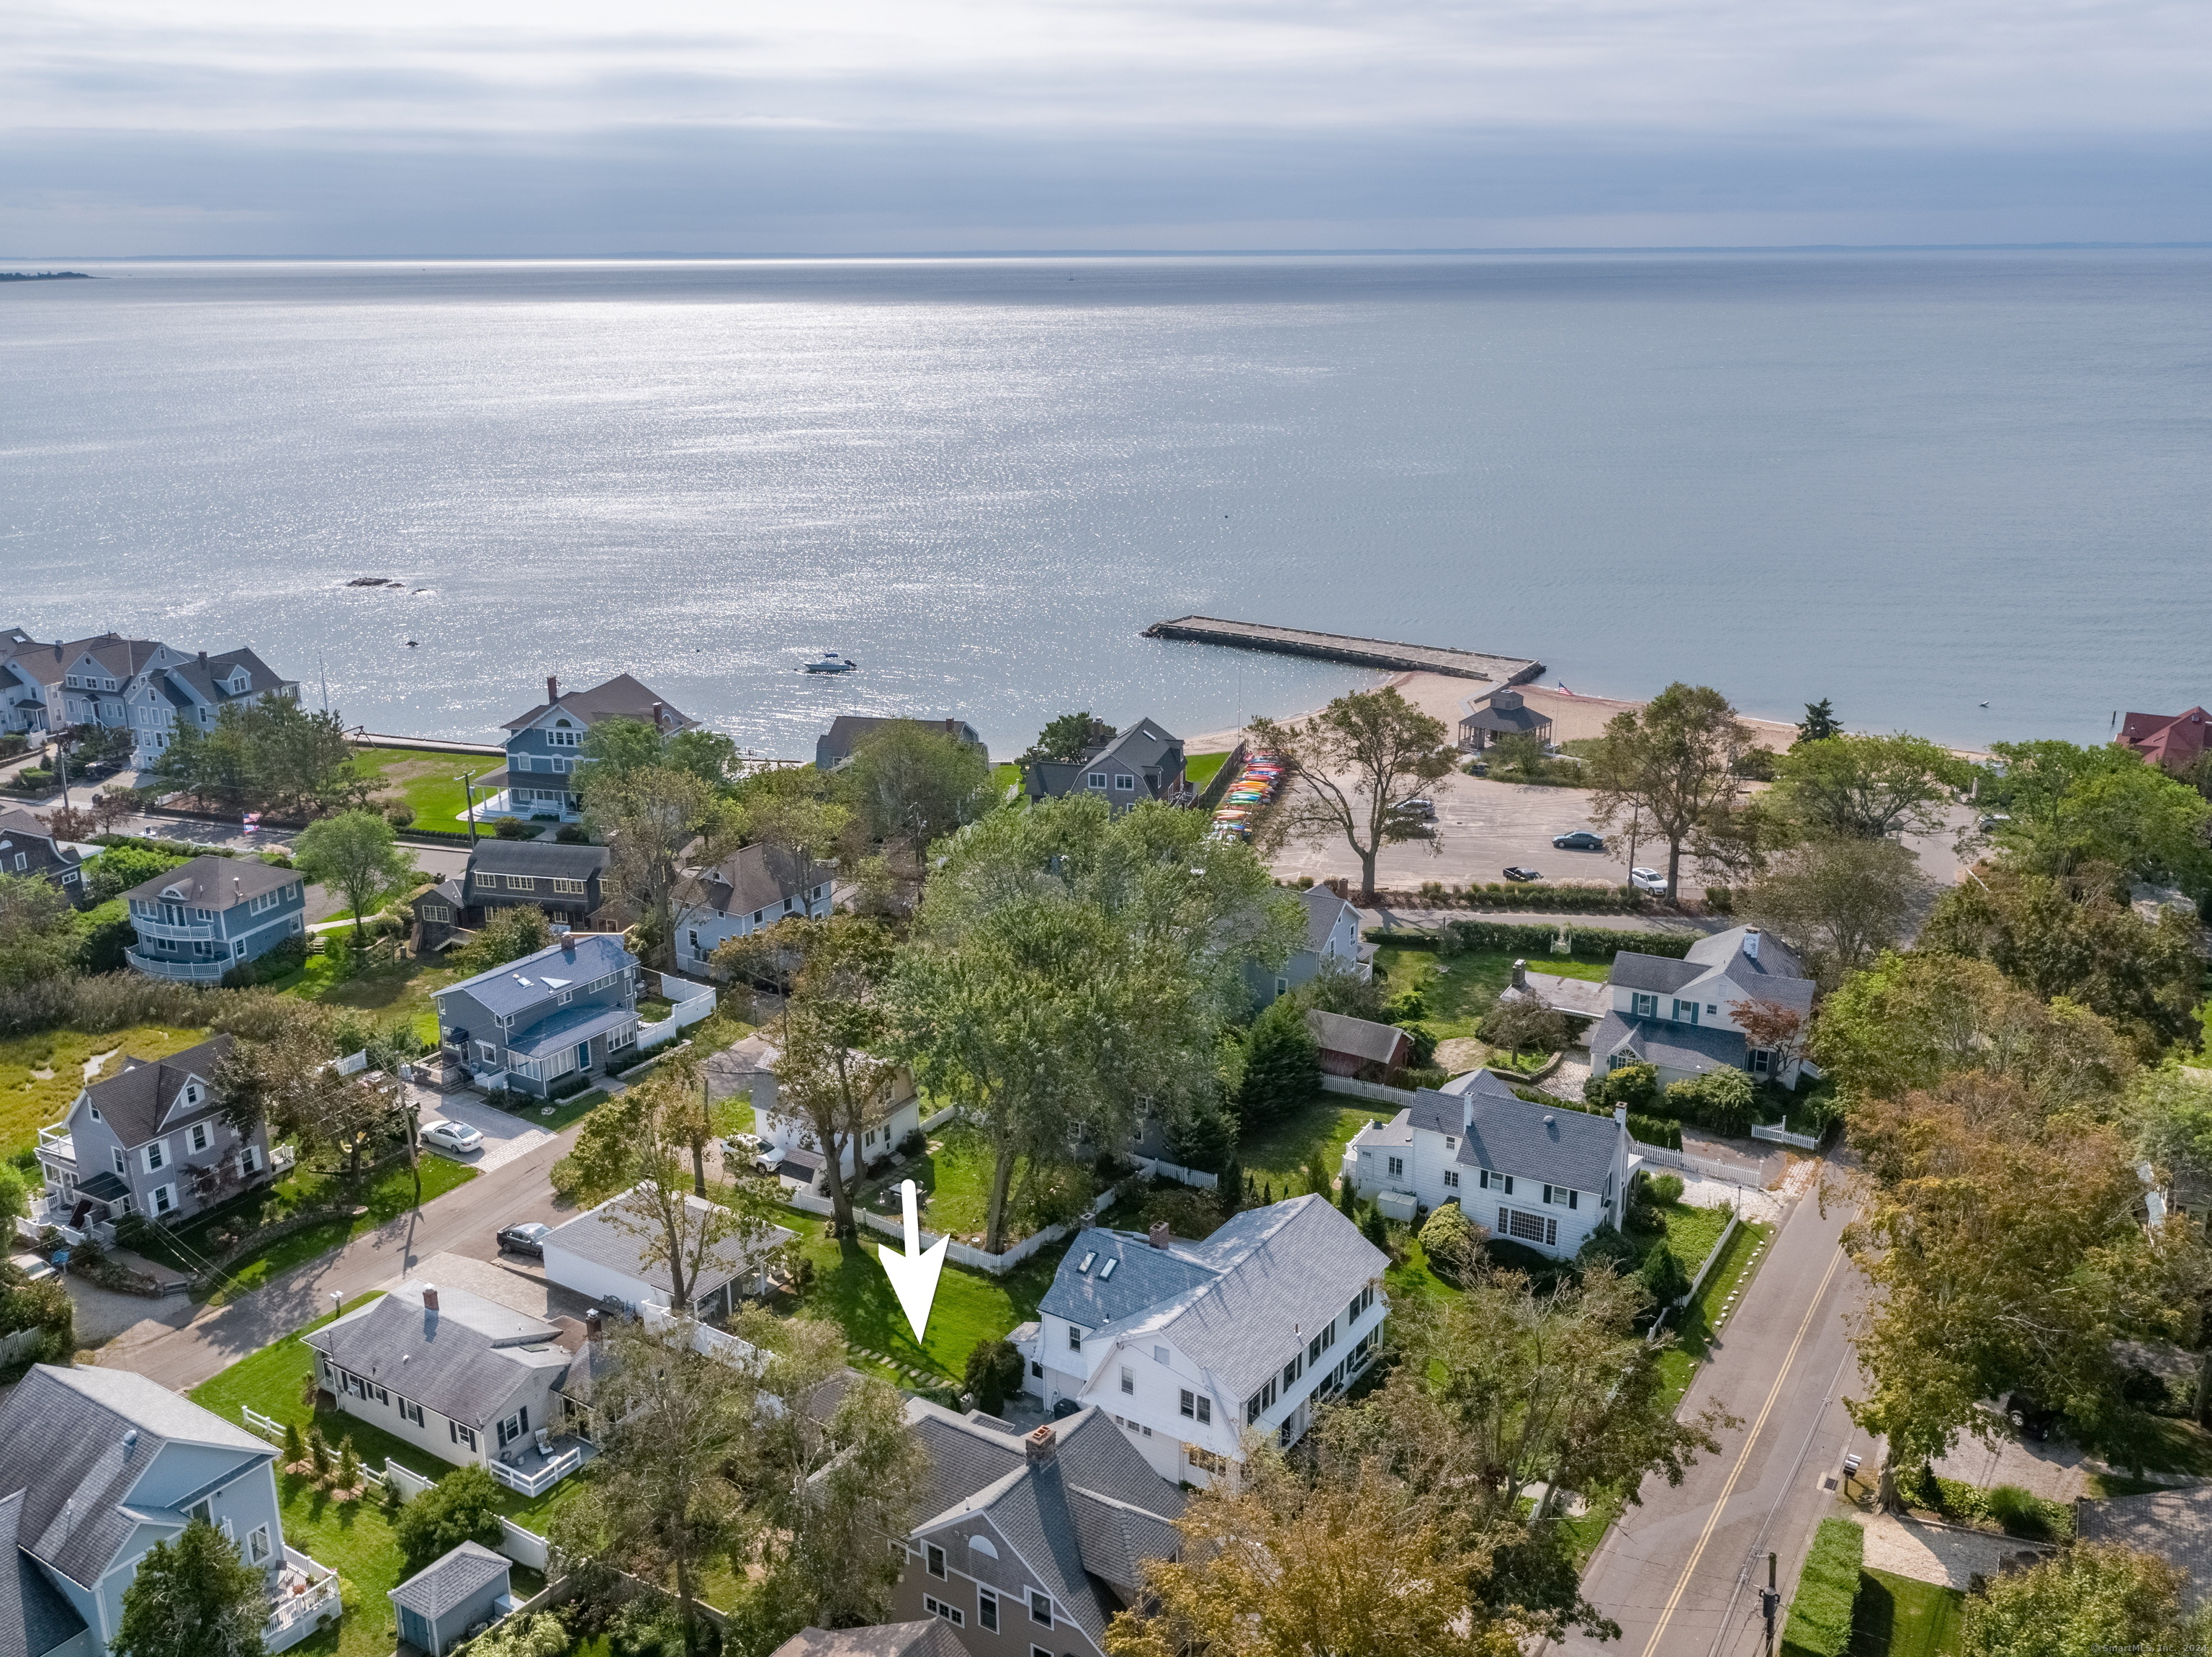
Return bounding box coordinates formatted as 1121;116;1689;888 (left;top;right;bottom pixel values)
389;1540;511;1656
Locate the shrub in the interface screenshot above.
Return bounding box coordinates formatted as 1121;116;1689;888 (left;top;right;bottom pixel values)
282;1420;305;1469
1984;1483;2056;1540
1647;1172;1685;1206
85;840;193;904
1360;1205;1389;1251
554;822;590;844
467;1611;572;1657
1706;884;1734;915
1585;1061;1660;1114
382;800;416;828
396;1464;505;1572
1639;1244;1690;1307
1627;1113;1683;1150
1576;1223;1640;1272
1395;1021;1438;1069
1141;1185;1226;1241
964;1337;1025;1416
1418;1201;1480;1283
493;816;533;840
1664;1069;1758;1137
1235;997;1321;1129
1780;1518;1863;1657
455;904;553;974
899;1127;926;1158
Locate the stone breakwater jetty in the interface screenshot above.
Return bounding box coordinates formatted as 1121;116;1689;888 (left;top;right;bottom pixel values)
1142;616;1543;685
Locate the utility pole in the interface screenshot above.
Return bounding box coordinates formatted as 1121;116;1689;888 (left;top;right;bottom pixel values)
1761;1551;1780;1657
458;773;478;846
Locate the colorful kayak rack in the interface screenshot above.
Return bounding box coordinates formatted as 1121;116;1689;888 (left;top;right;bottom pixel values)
1210;750;1285;839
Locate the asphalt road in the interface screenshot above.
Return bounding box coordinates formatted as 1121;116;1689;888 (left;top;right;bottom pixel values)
1560;1171;1876;1657
99;1120;587;1393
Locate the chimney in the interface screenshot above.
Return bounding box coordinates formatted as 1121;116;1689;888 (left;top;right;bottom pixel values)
585;1308;603;1343
944;718;957;735
421;1285;439;1311
652;701;665;729
1743;928;1761;960
1614;1103;1628;1126
562;935;576;958
1148;1221;1172;1249
197;650;207;667
1510;958;1527;988
547;675;559;704
1025;1424;1057;1465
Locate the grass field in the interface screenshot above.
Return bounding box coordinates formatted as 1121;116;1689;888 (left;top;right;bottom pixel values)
189;1298;556;1657
143;1154;479;1303
1655;1216;1777;1406
0;1023;213;1157
1186;751;1231;789
351;747;505;831
1851;1568;1965;1657
266;951;461;1045
1374;946;1609;1040
1236;1094;1396;1197
776;1205;1066;1382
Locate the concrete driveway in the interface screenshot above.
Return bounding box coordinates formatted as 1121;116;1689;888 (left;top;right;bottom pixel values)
419;1091;557;1172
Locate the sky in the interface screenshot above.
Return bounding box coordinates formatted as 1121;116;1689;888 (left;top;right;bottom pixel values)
7;0;2212;254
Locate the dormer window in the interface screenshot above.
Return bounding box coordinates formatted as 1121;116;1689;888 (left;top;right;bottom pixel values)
185;1084;200;1106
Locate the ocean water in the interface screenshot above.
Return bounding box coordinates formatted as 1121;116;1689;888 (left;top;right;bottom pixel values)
4;251;2208;759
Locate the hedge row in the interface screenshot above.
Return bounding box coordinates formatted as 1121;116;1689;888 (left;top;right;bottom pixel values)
1781;1518;1864;1657
1367;920;1695;962
1397;883;1644;914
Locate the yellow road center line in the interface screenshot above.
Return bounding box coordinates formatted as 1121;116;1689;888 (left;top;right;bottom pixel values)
1636;1241;1847;1657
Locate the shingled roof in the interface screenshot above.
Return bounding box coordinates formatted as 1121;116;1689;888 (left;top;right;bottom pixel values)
772;1622;970;1657
117;854;297;910
387;1540;511;1620
305;1282;572;1429
76;1035;233;1149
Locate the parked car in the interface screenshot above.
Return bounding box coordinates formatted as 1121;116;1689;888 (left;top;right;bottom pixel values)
1502;866;1541;882
1552;830;1606;851
1396;798;1437;821
421;1119;485;1156
1978;813;2012;831
721;1132;763;1161
1629;867;1667;894
496;1221;550;1259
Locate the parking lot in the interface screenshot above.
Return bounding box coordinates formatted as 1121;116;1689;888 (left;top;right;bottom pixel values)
1266;771;1678;894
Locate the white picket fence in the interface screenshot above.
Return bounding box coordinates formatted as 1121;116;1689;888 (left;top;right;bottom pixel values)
1130;1156;1218;1191
1320;1075;1417;1106
0;1326;44;1368
1750;1122;1822;1150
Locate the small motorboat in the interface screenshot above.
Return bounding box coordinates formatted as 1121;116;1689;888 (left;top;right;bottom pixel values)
803;651;859;675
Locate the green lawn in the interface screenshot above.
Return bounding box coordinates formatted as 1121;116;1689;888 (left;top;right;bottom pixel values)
1375;947;1610;1040
1851;1568;1965;1657
189;1298;555;1657
1655;1217;1778;1406
848;1122;1098;1248
351;747;504;831
1236;1094;1395;1197
142;1154;479;1303
1635;1199;1732;1280
1187;752;1231;790
777;1206;1066;1383
266;951;462;1046
0;1023;212;1158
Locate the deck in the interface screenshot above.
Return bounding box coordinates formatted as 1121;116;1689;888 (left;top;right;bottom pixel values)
1141;616;1542;683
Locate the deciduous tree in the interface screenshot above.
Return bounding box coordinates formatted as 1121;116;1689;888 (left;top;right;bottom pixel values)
1730;996;1809;1084
1742;835;1930;989
587;765;743;969
835;720;994;853
1250;688;1457;904
215;1005;397;1175
395;1464;505;1571
1961;1542;2203;1657
1027;711;1116;762
292;810;417;942
714;915;899;1237
1984;739;2212;885
112;1518;269;1657
0;871;76;989
1584;683;1753;903
1769;732;1971;840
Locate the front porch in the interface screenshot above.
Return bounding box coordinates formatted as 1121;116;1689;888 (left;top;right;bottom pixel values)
485;1431;595;1498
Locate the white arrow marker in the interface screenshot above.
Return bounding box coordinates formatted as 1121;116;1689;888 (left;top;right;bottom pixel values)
877;1178;948;1343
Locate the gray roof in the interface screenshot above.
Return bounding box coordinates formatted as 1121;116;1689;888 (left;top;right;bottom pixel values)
703;1033;779;1102
541;1187;796;1301
1411;1075;1622;1193
0;1492;88;1657
903;1402;1183;1645
1460;689;1551;735
387;1540;511;1619
502;673;697;735
1610;928;1815;1022
1606;953;1705;995
442;933;636;1018
1511;970;1610;1021
771;1623;971;1657
816;716;984;771
118;853;297;909
305;1283;570;1428
1298;886;1354;952
505;1002;638;1061
2078;1485;2212;1608
0;810;76;864
79;1035;233;1149
681;841;833;920
1088;717;1182;790
1304;1009;1409;1065
1684;925;1807;981
0;1365;274;1590
464;840;608;881
1588;1010;1750;1077
165;648;289;704
1040;1195;1388;1401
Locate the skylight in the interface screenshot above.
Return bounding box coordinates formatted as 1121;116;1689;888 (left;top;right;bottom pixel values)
1077;1251;1097;1274
1097;1257;1118;1280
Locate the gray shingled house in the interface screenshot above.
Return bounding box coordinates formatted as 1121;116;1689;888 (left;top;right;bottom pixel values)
1586;926;1819;1089
32;1034;275;1231
1023;717;1190;814
0;1364;338;1654
770;1621;968;1657
388;1540;513;1656
412;840;611;950
891;1404;1185;1657
0;809;86;905
1020;1195;1389;1485
117;854;307;983
815;716;986;773
483;673;698;825
433;933;640;1097
673;842;835;979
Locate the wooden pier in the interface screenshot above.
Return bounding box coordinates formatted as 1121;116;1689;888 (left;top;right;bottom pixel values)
1141;616;1542;684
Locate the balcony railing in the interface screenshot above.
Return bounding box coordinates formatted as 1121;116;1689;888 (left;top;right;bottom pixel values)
130;915;219;942
35;1128;73;1168
264;1545;341;1654
125;947;228;982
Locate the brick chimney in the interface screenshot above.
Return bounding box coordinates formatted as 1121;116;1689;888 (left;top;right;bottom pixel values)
585;1308;603;1343
421;1285;440;1311
1743;928;1761;961
197;650;207;667
1511;958;1527;988
652;701;665;729
1025;1424;1056;1465
547;675;559;704
1148;1221;1172;1250
944;718;957;735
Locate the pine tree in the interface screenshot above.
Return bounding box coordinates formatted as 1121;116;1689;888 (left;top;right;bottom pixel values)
336;1437;362;1497
307;1426;330;1480
282;1419;305;1470
1338;1178;1359;1219
1362;1205;1389;1251
1218;1160;1244;1215
1262;1180;1273;1205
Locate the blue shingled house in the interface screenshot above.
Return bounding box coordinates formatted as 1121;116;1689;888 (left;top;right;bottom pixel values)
432;933;641;1096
